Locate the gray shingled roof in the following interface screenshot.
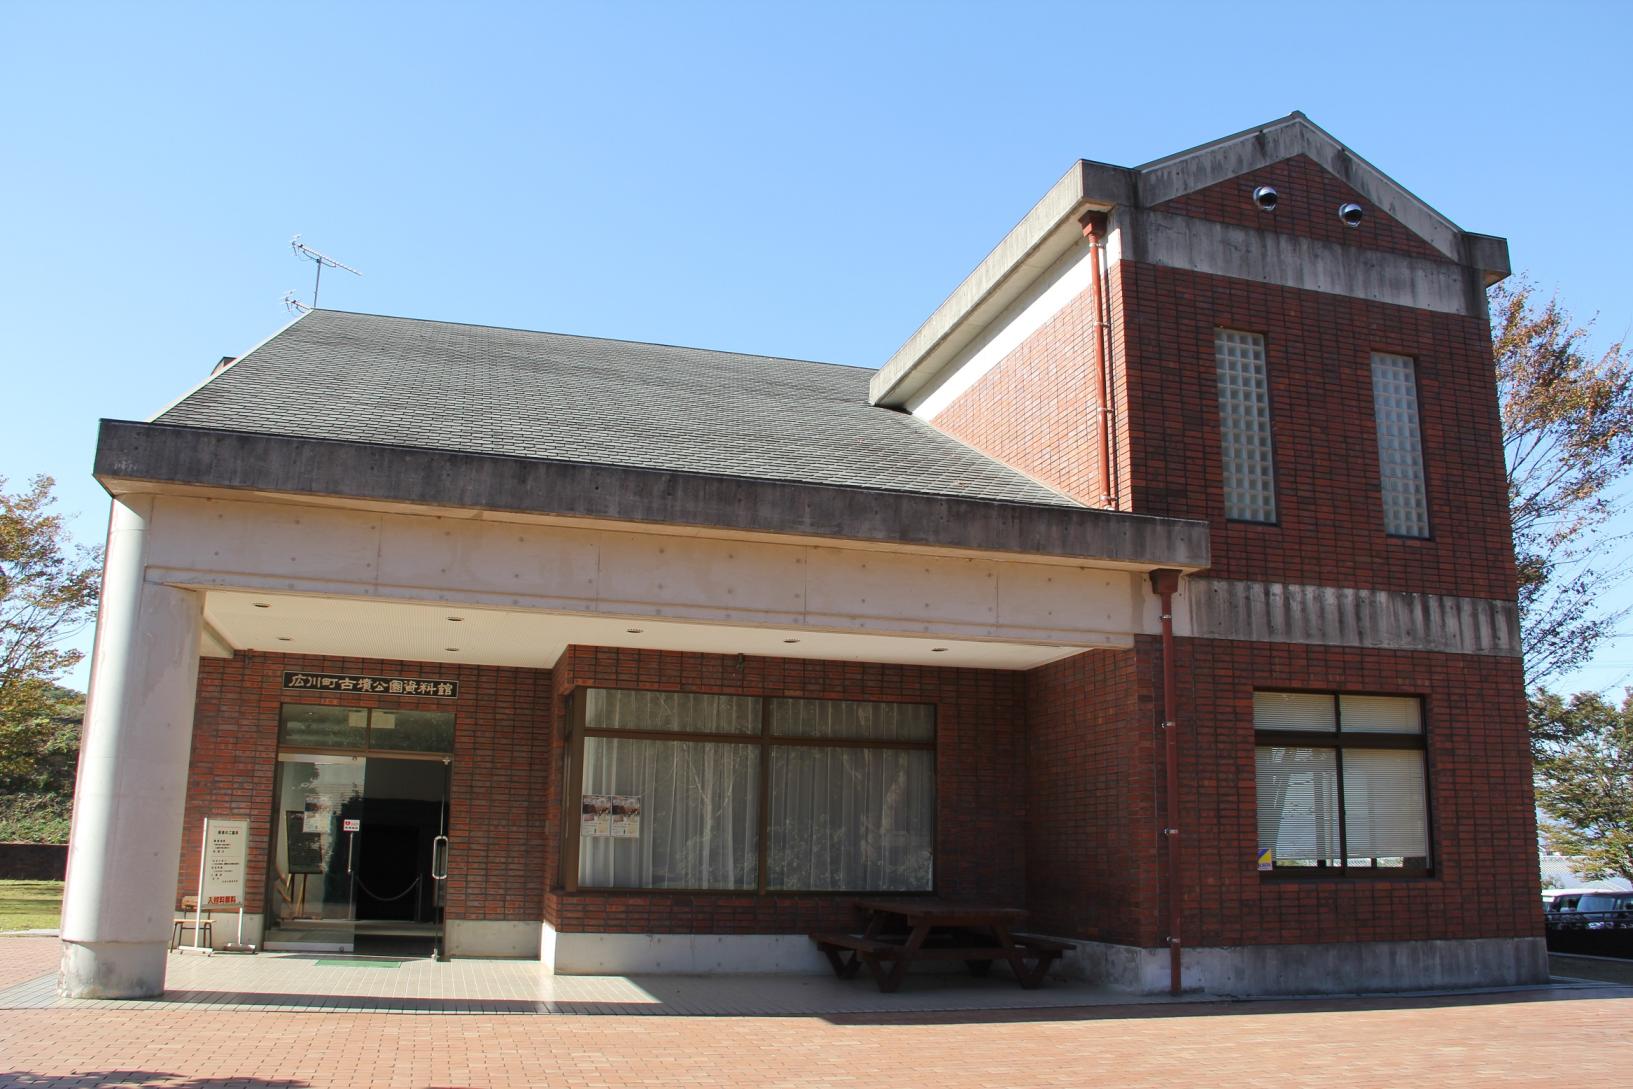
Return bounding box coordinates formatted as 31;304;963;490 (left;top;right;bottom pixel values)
155;310;1078;508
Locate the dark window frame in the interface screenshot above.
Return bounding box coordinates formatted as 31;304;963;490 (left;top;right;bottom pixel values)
559;688;937;896
1254;690;1434;880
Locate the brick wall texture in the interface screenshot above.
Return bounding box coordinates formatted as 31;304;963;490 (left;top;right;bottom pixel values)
925;154;1517;600
1151;153;1451;263
169;152;1542;958
1168;638;1541;946
179;652;550;924
544;645;1028;933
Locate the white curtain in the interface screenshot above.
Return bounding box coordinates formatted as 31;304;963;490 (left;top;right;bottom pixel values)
578;737;759;889
767;746;933;891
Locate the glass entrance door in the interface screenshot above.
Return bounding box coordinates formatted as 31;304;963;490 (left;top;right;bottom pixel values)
268;754;366;949
266;704;455;955
352;757;449;957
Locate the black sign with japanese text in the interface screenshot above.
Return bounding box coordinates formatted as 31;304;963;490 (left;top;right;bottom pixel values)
281;670;459;699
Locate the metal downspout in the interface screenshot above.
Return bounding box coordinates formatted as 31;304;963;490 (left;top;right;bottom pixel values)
1079;212;1116;509
1150;568;1183;994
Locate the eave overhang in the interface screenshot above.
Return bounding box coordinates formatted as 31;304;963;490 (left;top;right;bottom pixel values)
868;158;1134;408
94;419;1210;572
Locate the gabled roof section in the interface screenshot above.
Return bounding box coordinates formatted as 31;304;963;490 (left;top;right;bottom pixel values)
870;112;1510;408
1135;111;1464;261
152;308;1080;509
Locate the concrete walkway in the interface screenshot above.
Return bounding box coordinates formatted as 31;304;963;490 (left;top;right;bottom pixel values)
4;936;1632;1088
0;938;1176;1017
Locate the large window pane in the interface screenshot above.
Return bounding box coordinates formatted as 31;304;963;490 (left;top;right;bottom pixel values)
1255;747;1341;867
1341;749;1430;867
368;709;455;752
767;747;934;891
579;737;759;889
585;689;761;735
279;704;368;749
1253;692;1336;732
770;699;935;742
1339;695;1422;735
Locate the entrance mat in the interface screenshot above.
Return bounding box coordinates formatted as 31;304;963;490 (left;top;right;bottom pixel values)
315;958;402;969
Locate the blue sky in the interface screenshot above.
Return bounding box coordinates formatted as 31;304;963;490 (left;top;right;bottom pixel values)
3;2;1630;693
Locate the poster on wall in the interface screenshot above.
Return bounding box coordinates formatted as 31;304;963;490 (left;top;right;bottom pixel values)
285;813;323;874
610;795;642;839
580;794;612;837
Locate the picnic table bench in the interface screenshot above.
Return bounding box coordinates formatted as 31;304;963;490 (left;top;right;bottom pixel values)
810;898;1073;992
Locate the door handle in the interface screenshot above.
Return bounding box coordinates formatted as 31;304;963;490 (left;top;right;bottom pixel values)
346;831;355;875
432;835;449;881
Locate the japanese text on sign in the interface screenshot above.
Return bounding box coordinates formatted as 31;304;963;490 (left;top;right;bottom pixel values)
282;670;459;699
200;819;249;909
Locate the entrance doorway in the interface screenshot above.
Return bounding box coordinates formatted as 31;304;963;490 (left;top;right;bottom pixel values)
265;704;454;957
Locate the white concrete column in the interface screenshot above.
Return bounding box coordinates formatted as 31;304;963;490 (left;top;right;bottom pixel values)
60;495;202;998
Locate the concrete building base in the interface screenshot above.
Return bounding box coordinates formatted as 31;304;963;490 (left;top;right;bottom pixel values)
1052;936;1551;996
543;927;834;975
445;920;542;959
60;940;168;999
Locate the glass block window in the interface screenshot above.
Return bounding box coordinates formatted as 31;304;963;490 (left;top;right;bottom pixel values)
1371;352;1430;537
1215;329;1278;522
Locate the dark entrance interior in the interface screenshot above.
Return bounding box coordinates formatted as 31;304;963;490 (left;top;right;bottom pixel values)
354;757;447;957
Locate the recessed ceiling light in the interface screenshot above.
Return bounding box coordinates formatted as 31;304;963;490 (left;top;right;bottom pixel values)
783;639;800;644
626;628;644;634
252;602;271;609
930;647;948;653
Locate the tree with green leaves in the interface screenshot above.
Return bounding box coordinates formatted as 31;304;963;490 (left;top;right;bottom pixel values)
1;474;101;840
1495;280;1633;688
1531;690;1633;887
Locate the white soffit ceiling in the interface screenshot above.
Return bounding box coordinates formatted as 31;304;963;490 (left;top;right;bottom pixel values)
202;590;1113;672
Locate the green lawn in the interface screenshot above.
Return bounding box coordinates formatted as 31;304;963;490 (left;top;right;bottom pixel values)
0;880;63;931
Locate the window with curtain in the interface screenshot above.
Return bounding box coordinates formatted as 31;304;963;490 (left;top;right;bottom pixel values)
1215;328;1278;523
1371;352;1431;537
571;689;935;892
1253;692;1430;875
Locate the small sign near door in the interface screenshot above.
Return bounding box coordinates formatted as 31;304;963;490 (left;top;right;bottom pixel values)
200;818;249;909
343;818;361;832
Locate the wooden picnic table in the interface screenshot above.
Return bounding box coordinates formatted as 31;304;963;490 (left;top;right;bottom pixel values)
809;898;1072;993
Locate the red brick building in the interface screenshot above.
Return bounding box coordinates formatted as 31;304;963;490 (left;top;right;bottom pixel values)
62;113;1542;998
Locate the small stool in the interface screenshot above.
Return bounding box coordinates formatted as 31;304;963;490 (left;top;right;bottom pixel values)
170;896;213;951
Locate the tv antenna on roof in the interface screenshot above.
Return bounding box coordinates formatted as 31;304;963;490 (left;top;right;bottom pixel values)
290;234;362;309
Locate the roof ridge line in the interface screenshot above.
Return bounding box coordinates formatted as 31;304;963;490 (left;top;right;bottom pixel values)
307;307;876;373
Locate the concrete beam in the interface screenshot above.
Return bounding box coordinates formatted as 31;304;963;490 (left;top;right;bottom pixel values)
1123;209;1486;317
94;420;1210;572
1187;577;1521;657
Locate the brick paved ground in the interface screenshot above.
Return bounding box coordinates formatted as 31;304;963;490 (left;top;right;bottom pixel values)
0;937;59;989
3;936;1630;1089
